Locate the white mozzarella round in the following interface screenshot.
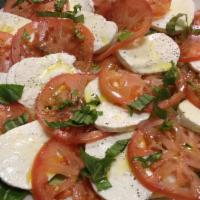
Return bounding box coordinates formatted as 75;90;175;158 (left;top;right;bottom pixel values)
0;72;7;83
85;132;152;200
152;0;195;32
193;0;200;11
84;78;150;132
190;59;200;72
0;121;49;190
7;53;78;110
178;100;200;133
69;0;94;12
0;12;31;35
82;11;118;53
117;33;180;74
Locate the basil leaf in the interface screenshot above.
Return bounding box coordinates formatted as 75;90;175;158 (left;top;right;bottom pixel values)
117;30;133;42
56;99;73;111
153;105;167;119
46;105;102;128
160;120;173;132
0;180;28;200
12;0;25;7
4;113;29;132
153;87;171;101
37;4;84;23
80;139;129;191
163;62;179;86
166;13;189;36
54;0;67;12
133;151;162;168
22;30;31;41
87;95;101;106
0;84;24;104
128;94;155;113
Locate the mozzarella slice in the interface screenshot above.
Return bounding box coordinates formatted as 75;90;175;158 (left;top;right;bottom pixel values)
85;132;152;200
0;72;7;83
178;100;200;133
69;0;94;12
84;78;150;132
82;11;118;53
152;0;195;32
117;33;180;74
193;0;200;11
0;12;31;35
0;121;49;190
7;53;78;110
190;60;200;72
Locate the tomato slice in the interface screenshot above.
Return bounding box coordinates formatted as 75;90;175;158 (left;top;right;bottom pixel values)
32;139;83;200
36;73;109;144
128;125;200;200
12;19;94;71
0;32;13;72
179;35;200;62
72;179;102;200
0;102;30;133
99;66;145;106
95;0;152;61
146;0;171;19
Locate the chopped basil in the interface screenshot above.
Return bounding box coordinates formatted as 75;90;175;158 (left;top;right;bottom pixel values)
56;99;74;110
117;30;133;42
153;105;167;119
128;94;155;113
71;89;78;98
4;113;29;132
0;84;24;105
87;95;101;106
163;62;179;86
80;139;129;191
22;30;31;41
166;13;189;36
160;120;173;132
0;180;28;200
54;0;67;12
46;104;102;128
13;0;25;7
37;4;84;23
133;151;162;168
74;29;85;40
153;87;171;101
182;143;192;150
31;0;44;2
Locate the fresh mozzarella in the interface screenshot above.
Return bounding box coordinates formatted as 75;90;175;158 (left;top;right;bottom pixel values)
7;53;78;110
0;12;31;35
0;72;7;83
82;11;118;53
85;132;152;200
193;0;200;11
69;0;94;12
190;60;200;72
152;0;195;32
84;78;150;132
117;33;180;74
178;100;200;133
0;121;49;190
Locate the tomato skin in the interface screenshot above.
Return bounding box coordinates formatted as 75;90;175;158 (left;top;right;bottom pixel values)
0;32;13;72
32;139;83;200
186;85;200;109
0;102;30;133
99;66;145;106
193;10;200;25
95;0;152;61
128;127;200;200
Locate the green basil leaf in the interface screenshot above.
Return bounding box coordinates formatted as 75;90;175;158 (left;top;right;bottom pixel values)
163;62;179;86
117;30;133;42
128;94;155;113
0;84;24;104
80;139;129;191
22;30;31;41
153;87;171;101
160;120;173;132
133;151;162;168
153;105;167;119
4;113;29;132
0;180;28;200
87;95;101;106
54;0;67;12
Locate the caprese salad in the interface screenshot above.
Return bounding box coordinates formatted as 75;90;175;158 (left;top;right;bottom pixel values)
0;0;200;200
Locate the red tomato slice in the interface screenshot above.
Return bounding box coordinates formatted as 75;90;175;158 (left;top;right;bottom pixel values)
146;0;171;19
95;0;152;61
193;10;200;25
12;19;94;71
0;32;13;72
72;179;102;200
0;102;30;133
179;35;200;62
128;125;200;200
32;139;83;200
99;66;145;106
36;73;110;144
